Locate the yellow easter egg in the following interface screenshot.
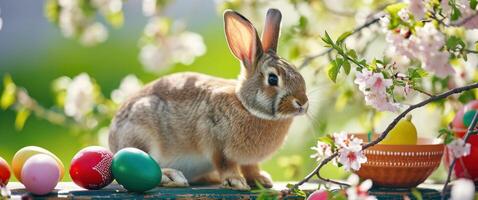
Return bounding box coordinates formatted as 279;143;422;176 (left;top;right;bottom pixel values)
12;146;64;182
380;115;418;145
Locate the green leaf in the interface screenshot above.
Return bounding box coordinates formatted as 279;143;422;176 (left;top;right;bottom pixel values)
343;60;351;75
446;36;466;51
348;49;358;59
336;31;352;45
438;129;454;144
385;3;407;29
321;31;334;46
79;0;96;17
318;135;335;147
290;188;306;198
327;60;341;82
449;0;462;21
254;182;279;200
411;188;423;200
15;107;31;131
471;0;478;9
458;90;476;103
298;15;308;30
1;74;17;110
286;183;295;189
408;68;428;79
289;45;301;60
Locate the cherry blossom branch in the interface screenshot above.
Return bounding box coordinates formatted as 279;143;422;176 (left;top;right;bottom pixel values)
298;16;382;69
292;82;478;190
441;111;478;200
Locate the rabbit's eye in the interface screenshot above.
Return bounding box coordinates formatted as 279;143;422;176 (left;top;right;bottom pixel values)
268;74;278;86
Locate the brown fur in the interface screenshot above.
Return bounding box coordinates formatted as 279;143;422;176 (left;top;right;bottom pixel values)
108;9;308;190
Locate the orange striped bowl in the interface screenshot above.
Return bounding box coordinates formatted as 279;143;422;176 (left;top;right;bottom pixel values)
355;134;444;188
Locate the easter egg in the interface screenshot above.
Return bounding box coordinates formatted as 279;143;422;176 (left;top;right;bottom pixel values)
12;146;64;182
112;148;161;192
307;190;328;200
463;110;478;128
452;107;466;130
0;156;10;186
380;115;417;145
21;154;60;195
453;100;478;130
70;146;114;190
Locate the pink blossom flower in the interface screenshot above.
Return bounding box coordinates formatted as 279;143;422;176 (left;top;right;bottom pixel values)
406;0;425;20
421;51;455;78
385;30;414;59
448;138;471;159
334;131;350;148
337;137;367;171
346;174;377;200
354;69;399;112
385;23;455;78
410;23;445;52
310;141;333;162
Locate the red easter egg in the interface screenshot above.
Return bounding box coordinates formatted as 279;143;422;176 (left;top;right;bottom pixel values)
0;156;10;186
444;129;478;182
70;146;113;190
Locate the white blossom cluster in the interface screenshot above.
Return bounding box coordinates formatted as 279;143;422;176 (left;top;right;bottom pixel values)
58;73;142;121
63;73;95;120
139;17;206;72
53;0;123;46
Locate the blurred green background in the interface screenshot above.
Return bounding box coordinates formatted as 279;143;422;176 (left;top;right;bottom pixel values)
0;0;352;182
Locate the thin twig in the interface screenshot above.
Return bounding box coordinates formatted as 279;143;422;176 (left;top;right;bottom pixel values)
292;82;478;190
452;12;478;26
466;49;478;54
441;111;478;199
298;16;383;69
412;87;434;97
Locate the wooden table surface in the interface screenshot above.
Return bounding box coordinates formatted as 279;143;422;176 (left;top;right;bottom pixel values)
3;182;447;199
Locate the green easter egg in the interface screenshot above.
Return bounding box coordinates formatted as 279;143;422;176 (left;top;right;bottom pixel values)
112;148;162;192
463;110;478;128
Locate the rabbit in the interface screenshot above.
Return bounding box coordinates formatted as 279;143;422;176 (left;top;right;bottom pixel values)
108;8;309;190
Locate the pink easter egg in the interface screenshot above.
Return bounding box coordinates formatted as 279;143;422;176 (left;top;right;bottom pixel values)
21;154;60;195
307;190;328;200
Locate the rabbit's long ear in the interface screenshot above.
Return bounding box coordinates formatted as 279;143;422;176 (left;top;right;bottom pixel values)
261;9;281;53
224;10;263;72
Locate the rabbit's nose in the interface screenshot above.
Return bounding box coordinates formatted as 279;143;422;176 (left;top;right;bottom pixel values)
293;99;309;113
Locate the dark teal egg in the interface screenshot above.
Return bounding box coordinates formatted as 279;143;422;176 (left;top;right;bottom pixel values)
463;110;478;128
112;148;162;192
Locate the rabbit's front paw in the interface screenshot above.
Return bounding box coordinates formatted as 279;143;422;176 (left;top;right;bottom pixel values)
246;174;273;188
222;176;251;190
161;168;189;187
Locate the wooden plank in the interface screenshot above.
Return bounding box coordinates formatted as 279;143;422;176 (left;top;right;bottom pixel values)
4;182;446;199
5;182;316;199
